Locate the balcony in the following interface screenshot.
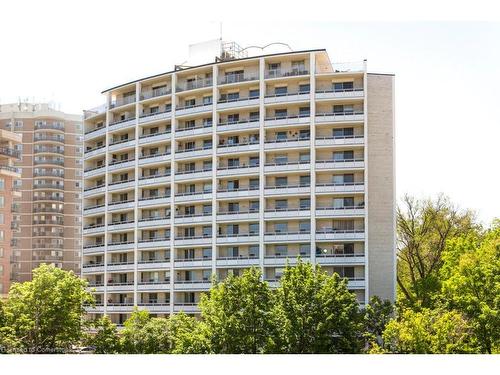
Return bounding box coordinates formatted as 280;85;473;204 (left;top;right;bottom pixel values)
82;263;105;273
175;124;212;138
138;302;171;312
34;159;64;166
217;118;260;133
138;151;171;166
138;194;171;207
108;117;136;131
315;253;365;266
83;223;105;235
173;303;199;313
109;138;136;152
174;257;213;268
315;87;364;100
264;231;311;242
138;215;171;228
137;280;171;291
34;122;64;131
217;186;259;199
33;183;64;190
174;212;212;225
264;207;311;219
138;258;171;270
138;172;171;186
315;158;365;171
265;68;309;79
315;135;364;147
216;232;259;244
33;147;64;155
138;109;172;124
264;160;310;173
175;145;212;160
140;86;172;100
107;220;135;232
315;182;365;194
139;129;171;145
174;168;212;182
107;241;135;252
82;244;105;255
176;77;213;92
217;140;260;155
108;178;135;192
315;111;364;124
315;229;365;241
84;144;106;159
173;280;211;291
138;236;171;249
217;209;259;222
264;90;310;105
264;255;307;266
174;235;212;247
106;281;135;292
315;206;365;218
218;73;259;85
84;165;105;178
108;159;135;172
217;96;260;110
264;137;310;151
107;261;135;272
110;95;136;109
217;164;259;177
175;102;213;117
0;147;21;159
216;256;260;267
34;134;65;143
174;190;212;203
107;199;135;212
84;125;106;140
264;113;310;128
84;104;107;119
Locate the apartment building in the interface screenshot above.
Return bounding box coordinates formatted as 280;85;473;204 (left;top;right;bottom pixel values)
0;103;83;285
0;127;22;297
82;47;395;325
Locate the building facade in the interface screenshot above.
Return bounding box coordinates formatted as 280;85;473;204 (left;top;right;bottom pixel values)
0;128;22;297
0;103;83;286
82;49;395;325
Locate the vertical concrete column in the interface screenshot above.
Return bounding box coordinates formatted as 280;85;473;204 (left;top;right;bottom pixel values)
258;58;266;277
309;52;317;265
103;92;110;316
169;73;177;314
133;82;140;307
211;65;218;279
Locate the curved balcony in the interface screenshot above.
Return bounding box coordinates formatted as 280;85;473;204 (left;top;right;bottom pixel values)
315;111;364;124
107;240;135;252
138;172;171;186
83;204;106;216
110;95;136;109
34;159;64;167
34;122;65;132
217;118;260;133
82;244;105;255
315;158;365;171
315;229;365;241
315;135;364;147
109;138;136;152
83;224;105;235
84;145;106;159
176;77;213;93
0;147;21;159
33;183;64;190
140;87;172;101
138;194;171;207
175;124;212;138
34;134;65;143
217;140;259;155
315;182;364;194
265;68;309;80
84;165;105;178
216;164;259;177
217;186;259;199
108;159;135;172
138;130;171;145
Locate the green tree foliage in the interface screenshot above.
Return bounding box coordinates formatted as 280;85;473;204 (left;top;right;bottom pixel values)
1;264;93;353
167;312;210;354
397;194;479;308
120;309;170;354
271;259;363;353
84;316;121;354
439;221;500;353
198;267;276;353
363;296;394;349
381;308;478;353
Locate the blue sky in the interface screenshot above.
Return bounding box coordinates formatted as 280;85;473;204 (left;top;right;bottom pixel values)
0;0;498;223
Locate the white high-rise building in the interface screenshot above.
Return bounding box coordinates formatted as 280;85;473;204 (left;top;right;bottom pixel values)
82;45;395;325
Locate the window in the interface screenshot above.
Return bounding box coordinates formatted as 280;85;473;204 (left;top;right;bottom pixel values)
333;127;354;138
249;111;259;121
249;89;260;98
300;198;310;209
299;221;311;233
275;200;288;210
300;175;310;186
202;226;212;237
203;247;211;259
275;245;287;256
274;222;288;233
275;86;287;96
227;92;239;101
300;244;311;256
299;84;310;93
249;245;259;258
299;107;310;116
249;223;259;234
0;214;4;224
249;156;259;167
0;178;4;190
203;96;213;105
274;109;287;119
291;60;306;73
0;230;4;241
203;204;212;215
299;152;310;162
249;201;259;211
275;177;287;187
249;179;259;189
0;196;4;208
227;225;239;235
333;81;354;92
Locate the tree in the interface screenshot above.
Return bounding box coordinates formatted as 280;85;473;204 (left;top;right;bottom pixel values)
1;264;94;353
381;308;478;353
397;194;479;308
120;309;171;354
363;296;394;350
198;267;276;353
271;259;363;353
439;222;500;353
168;312;211;354
84;316;120;354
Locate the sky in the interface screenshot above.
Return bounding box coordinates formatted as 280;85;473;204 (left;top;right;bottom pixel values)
0;0;499;223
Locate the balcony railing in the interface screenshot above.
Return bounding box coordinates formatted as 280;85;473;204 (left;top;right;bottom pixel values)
264;113;310;121
109;117;136;127
265;69;309;79
85;145;105;154
218;95;259;104
34;134;65;142
175;101;212;112
139;171;171;180
139;129;171;139
139;150;171;160
34;123;64;131
217;185;259;193
109;138;135;147
218;73;259;85
139;194;171;201
218;118;259;127
0;147;21;159
139;108;171;119
176;78;213;92
175;167;212;175
138;236;171;243
85;125;106;135
315;110;364;118
140;87;172;100
110;95;136;108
